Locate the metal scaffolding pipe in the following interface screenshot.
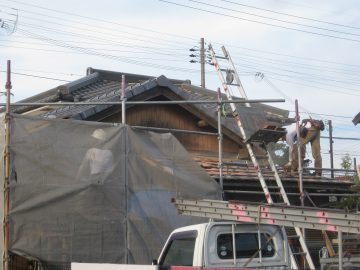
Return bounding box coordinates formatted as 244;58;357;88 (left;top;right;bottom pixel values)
304;167;356;173
0;98;285;107
4;60;11;270
131;126;217;136
224;190;360;197
217;88;224;193
121;75;126;124
338;231;343;270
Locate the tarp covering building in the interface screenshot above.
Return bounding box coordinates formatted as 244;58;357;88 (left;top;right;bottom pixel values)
5;114;221;265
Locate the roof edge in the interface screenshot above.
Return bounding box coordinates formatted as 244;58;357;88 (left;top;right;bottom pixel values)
87;67;191;86
57;71;100;95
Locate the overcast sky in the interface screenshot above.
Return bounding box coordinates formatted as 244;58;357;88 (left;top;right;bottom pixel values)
0;0;359;168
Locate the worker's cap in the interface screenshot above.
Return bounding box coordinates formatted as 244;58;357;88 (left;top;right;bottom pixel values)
92;128;107;141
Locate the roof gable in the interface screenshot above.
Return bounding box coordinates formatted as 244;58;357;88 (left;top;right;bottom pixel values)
12;68;290;143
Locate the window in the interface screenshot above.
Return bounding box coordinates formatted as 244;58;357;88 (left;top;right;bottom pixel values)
217;232;275;259
160;231;196;269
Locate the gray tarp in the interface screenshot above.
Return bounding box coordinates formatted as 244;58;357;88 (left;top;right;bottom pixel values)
8;114;221;264
0;115;5;270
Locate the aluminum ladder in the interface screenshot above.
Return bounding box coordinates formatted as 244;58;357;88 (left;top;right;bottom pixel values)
208;43;315;270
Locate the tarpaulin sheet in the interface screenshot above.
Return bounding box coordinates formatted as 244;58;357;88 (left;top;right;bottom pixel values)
8;114;221;264
0;115;5;270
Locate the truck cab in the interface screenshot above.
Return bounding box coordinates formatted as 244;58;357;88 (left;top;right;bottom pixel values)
157;221;291;269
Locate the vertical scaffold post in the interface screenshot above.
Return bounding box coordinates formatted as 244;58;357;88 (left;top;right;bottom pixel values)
4;60;12;270
217;88;223;193
338;231;343;270
328;120;334;178
121;74;126;124
295;100;304;208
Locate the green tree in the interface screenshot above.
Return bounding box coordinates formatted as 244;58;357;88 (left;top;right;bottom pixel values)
340;153;352;170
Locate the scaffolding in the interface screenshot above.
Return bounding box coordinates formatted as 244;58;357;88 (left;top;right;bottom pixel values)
1;60;359;270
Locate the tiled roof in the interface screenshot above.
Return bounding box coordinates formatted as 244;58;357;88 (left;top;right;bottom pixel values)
12;67;291;141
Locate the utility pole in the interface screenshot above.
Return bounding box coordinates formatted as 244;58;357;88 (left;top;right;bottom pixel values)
328;120;334;178
189;38;206;88
200;38;205;88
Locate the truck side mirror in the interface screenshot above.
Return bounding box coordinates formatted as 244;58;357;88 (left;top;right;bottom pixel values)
152;259;158;265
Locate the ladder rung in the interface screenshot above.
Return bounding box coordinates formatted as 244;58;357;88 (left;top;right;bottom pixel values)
222;161;248;167
267;186;281;189
226;83;240;86
216;56;228;60
288;235;300;239
271;202;288;206
291;252;307;256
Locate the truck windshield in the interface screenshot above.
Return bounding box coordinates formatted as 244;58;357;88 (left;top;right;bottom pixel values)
160;231;196;269
217;232;275;259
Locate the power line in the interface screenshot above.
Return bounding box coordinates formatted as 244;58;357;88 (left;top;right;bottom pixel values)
3;0;196;41
220;0;360;30
188;0;360;38
0;70;71;82
232;56;360;86
256;71;360;96
223;43;360;69
4;0;360;71
14;27;202;74
231;52;360;78
294;111;353;119
0;43;188;58
159;0;360;43
0;4;196;48
0;44;192;63
0;8;193;50
10;20;193;56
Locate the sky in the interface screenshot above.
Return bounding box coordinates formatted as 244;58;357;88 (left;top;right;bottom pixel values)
0;0;359;169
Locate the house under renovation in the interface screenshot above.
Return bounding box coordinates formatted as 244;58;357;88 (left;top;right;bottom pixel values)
2;67;359;269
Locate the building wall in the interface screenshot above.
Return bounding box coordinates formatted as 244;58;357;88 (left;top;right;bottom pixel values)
102;104;246;158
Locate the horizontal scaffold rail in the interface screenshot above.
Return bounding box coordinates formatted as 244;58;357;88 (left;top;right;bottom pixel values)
173;199;360;234
0;98;285;107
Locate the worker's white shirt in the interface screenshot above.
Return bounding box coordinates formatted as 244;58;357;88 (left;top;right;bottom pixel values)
85;148;114;174
286;124;297;162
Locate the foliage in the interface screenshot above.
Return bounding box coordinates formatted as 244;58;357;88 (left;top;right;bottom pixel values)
336;196;360;212
340;153;352;170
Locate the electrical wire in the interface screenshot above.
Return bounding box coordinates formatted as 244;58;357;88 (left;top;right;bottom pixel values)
188;0;360;38
3;0;197;41
221;43;360;69
0;43;189;58
14;27;202;74
0;4;197;48
0;70;71;82
0;44;192;62
0;9;193;50
220;0;360;30
231;52;360;78
231;56;360;86
159;0;360;43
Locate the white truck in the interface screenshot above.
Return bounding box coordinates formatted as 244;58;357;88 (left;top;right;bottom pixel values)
72;221;291;270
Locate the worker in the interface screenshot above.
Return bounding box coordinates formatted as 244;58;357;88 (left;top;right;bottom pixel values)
76;128;114;184
283;124;296;171
301;118;324;177
284;124;307;173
